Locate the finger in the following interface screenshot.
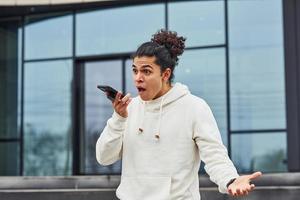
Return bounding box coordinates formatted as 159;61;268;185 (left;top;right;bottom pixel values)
238;190;245;196
250;184;255;189
116;92;123;102
113;92;123;106
236;188;241;195
121;93;131;104
250;171;262;180
229;188;236;196
116;98;131;113
125;98;132;105
246;185;252;191
228;188;233;196
120;98;131;108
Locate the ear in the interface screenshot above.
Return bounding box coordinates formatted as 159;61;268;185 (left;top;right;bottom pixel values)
162;68;172;82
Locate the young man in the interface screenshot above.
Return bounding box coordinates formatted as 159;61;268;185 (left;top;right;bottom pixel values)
96;30;262;200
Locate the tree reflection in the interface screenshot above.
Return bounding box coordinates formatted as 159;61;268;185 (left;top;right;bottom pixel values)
250;149;287;173
24;124;71;175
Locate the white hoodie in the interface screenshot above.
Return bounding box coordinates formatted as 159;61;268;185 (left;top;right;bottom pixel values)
96;82;239;200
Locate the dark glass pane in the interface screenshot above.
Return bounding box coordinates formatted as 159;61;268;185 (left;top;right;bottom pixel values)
169;1;225;47
25;13;72;60
84;60;122;174
174;48;228;146
229;0;286;130
23;60;72;175
231;132;287;173
0;142;20;175
0;18;21;139
76;4;164;56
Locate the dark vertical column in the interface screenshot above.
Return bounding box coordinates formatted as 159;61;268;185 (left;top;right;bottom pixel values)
283;0;300;171
224;0;231;156
165;1;168;30
72;11;80;175
20;16;25;176
0;18;22;175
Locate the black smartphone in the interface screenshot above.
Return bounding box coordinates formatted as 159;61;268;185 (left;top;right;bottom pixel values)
97;85;124;102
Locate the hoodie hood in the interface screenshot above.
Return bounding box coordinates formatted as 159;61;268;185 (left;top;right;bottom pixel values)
137;82;190;139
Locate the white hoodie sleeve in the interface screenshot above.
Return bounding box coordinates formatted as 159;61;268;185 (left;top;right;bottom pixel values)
193;99;239;193
96;111;127;166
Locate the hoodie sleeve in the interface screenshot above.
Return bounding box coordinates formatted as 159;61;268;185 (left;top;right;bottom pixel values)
96;111;127;166
193;99;239;193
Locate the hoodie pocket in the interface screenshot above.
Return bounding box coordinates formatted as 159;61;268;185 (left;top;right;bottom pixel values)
116;176;171;200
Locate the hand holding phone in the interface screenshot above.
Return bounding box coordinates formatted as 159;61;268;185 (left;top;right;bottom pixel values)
97;85;131;118
97;85;124;102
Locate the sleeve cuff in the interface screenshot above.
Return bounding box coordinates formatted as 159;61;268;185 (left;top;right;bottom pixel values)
112;111;127;122
219;175;239;193
226;178;236;188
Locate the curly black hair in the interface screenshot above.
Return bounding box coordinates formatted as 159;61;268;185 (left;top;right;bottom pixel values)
132;29;186;83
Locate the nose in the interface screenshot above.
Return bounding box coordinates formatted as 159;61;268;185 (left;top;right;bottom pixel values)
134;72;144;82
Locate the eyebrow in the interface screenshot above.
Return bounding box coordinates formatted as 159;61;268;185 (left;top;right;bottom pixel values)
132;64;153;69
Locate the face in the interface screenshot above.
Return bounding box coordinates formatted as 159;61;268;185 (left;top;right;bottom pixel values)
132;56;171;101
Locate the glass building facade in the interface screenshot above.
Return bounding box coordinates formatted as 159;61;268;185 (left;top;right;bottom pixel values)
0;0;287;176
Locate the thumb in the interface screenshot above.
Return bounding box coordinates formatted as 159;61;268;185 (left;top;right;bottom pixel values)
250;171;262;180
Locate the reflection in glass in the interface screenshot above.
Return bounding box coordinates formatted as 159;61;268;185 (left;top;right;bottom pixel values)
76;4;164;56
169;1;225;47
0;142;20;175
25;13;72;60
84;60;122;174
174;48;227;145
24;60;72;175
229;0;286;130
231;132;287;173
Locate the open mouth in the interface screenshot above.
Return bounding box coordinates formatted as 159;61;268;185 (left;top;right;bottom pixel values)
137;86;146;93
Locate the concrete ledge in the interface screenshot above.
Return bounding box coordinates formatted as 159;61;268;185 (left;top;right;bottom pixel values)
0;173;299;200
0;176;120;189
0;186;300;200
0;173;299;190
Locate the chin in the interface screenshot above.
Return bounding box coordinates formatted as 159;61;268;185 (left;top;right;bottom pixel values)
139;95;152;101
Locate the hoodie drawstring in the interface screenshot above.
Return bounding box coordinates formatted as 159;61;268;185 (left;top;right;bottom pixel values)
154;96;165;140
138;101;146;134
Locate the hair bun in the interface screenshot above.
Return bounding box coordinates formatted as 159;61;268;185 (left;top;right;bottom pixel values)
151;29;186;58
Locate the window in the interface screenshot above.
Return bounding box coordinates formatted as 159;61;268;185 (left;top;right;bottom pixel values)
82;60;123;174
23;60;73;175
228;0;286;172
229;0;285;130
76;4;165;56
175;48;228;145
169;0;225;47
231;132;287;173
25;13;72;60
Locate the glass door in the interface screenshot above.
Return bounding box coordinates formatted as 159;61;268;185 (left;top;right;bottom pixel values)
81;60;123;174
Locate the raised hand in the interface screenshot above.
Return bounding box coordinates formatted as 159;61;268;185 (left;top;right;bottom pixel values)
112;92;132;118
228;171;262;196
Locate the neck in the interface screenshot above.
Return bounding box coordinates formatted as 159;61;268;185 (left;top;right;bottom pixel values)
153;82;172;100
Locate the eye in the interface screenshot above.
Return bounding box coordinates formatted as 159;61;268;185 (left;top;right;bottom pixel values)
132;68;138;74
143;69;152;75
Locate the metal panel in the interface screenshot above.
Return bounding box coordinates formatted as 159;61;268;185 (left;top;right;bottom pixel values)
283;0;300;171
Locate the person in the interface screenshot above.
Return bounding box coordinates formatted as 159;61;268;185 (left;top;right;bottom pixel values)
96;29;262;200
